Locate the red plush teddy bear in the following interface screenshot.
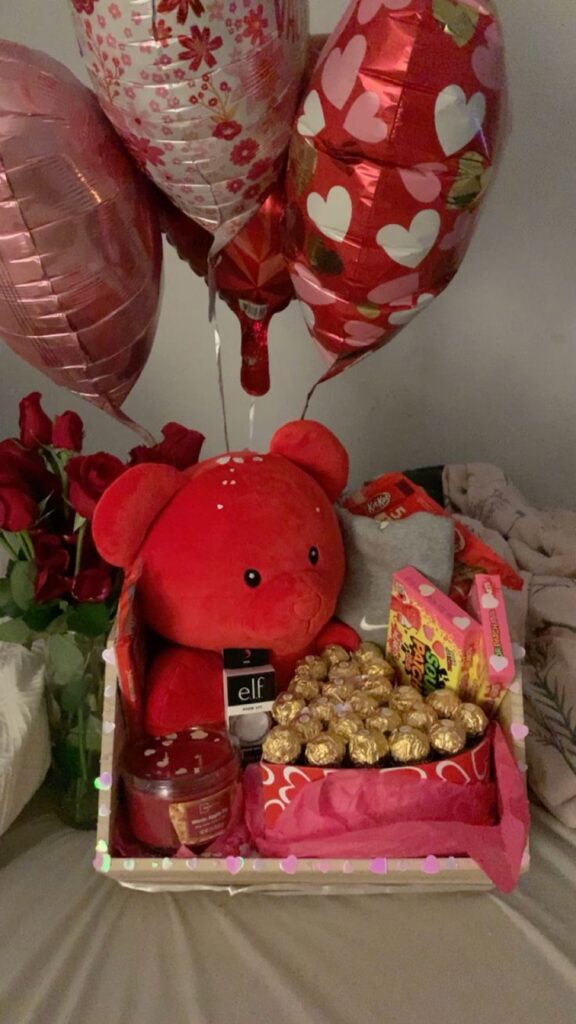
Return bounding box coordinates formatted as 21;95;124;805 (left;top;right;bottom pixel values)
93;421;356;735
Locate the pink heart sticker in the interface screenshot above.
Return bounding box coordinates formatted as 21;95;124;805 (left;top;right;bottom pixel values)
511;722;529;741
422;855;440;875
370;857;388;875
280;855;299;875
344;92;388;144
399;164;445;204
317;859;332;874
322;35;367;111
225;856;244;876
94;772;112;791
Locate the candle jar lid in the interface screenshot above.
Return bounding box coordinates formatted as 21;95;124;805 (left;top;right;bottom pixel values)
122;727;240;852
123;727;239;800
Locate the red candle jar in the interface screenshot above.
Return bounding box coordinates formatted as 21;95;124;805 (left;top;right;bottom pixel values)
122;728;240;852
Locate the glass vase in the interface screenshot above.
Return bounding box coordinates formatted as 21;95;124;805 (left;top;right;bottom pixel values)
44;633;106;830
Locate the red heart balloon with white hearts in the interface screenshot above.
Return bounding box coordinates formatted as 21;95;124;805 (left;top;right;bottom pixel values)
286;0;505;380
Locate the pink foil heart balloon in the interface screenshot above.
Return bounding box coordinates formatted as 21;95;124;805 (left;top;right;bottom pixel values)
0;40;162;426
68;0;309;251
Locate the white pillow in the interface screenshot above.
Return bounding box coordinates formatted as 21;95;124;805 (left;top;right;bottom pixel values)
0;641;50;836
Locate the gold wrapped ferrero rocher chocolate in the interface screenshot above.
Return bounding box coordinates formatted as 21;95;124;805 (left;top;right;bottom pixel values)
404;704;438;732
348;729;389;767
297;654;328;680
322;644;350;668
366;707;402;735
328;708;364;742
308;696;336;725
293;711;324;743
322;679;356;703
356;641;386;666
429;719;467;756
360;674;394;705
426;688;462;719
271;692;305;726
262;726;302;765
363;659;395;681
390;685;424;715
349;691;379;717
455;702;489;738
305;733;346;768
328;658;362;683
288;675;321;702
389;725;431;763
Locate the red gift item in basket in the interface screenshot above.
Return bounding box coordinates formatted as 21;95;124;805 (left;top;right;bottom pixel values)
245;725;529;893
259;730;492;829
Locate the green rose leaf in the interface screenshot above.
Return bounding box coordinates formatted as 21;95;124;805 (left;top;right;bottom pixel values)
0;577;20;618
0;618;32;645
23;603;61;632
47;634;86;685
59;675;90;714
9;561;36;611
66;602;111;638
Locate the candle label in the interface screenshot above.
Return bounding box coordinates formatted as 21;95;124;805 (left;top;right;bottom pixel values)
168;784;236;846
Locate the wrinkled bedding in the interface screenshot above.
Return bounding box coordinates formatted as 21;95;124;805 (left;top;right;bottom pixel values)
444;463;576;827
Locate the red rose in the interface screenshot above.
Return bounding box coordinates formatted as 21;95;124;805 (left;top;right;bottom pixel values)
66;453;126;519
129;423;205;471
0;486;37;531
35;567;71;604
32;533;71;574
52;411;84;452
0;439;58;497
72;566;114;603
19;393;53;449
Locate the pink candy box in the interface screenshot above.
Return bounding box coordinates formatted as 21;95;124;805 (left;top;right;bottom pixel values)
465;575;515;712
386;567;483;695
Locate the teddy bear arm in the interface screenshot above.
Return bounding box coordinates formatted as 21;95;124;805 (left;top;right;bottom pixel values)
145;647;225;736
314;619;360;655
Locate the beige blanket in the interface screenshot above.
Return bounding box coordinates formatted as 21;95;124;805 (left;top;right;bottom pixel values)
444;464;576;828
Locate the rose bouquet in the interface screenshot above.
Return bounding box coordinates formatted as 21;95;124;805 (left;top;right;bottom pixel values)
0;393;204;826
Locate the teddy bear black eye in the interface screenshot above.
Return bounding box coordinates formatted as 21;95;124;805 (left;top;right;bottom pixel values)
309;546;319;566
244;569;261;588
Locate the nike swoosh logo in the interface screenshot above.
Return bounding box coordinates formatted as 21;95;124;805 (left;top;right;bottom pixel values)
360;617;387;632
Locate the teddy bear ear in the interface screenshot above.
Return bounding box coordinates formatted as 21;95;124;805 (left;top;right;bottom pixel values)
269;420;349;502
92;464;186;568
